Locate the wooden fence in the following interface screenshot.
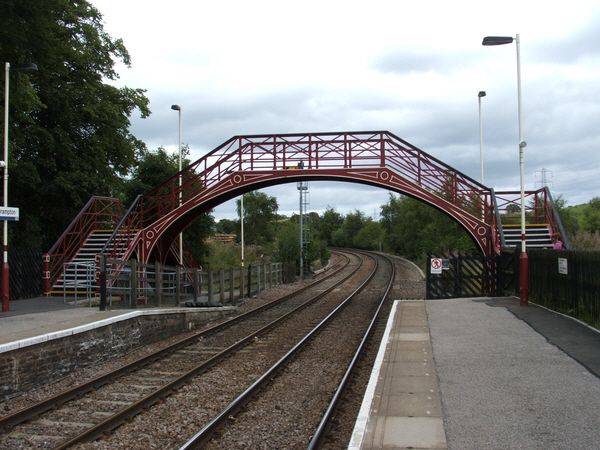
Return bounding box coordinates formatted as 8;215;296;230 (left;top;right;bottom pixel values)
98;256;287;310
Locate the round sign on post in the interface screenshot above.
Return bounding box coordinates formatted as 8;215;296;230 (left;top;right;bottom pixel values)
431;258;443;275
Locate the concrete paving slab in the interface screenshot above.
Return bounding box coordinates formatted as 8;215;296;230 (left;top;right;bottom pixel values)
374;416;446;448
350;300;447;450
388;361;435;377
379;392;443;417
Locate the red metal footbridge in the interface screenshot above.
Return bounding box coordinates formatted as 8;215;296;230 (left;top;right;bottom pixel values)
43;131;569;295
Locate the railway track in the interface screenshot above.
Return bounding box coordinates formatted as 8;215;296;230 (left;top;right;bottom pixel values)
181;251;395;449
0;251;363;449
0;250;418;449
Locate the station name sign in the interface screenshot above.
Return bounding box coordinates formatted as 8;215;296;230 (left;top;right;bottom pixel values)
0;207;19;221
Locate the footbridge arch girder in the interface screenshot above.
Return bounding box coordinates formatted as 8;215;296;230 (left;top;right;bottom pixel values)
139;167;494;263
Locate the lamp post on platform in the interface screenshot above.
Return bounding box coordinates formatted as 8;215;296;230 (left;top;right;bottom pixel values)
240;194;245;267
478;90;486;184
3;62;37;312
170;104;184;266
482;34;528;306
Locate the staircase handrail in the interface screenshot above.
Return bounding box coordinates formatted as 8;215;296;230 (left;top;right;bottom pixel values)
543;186;571;249
494;189;547;224
100;194;144;258
44;196;123;292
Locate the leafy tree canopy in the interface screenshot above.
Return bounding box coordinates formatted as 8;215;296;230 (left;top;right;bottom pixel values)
582;197;600;232
1;0;150;250
236;191;279;246
381;194;475;259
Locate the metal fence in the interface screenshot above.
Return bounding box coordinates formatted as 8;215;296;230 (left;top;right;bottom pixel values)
62;261;96;305
98;256;287;310
528;249;600;328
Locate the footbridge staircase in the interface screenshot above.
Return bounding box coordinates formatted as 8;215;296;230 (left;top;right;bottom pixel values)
43;197;196;296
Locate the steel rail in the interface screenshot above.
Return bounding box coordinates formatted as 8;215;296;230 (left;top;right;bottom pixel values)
307;252;396;449
54;251;366;449
0;252;351;434
179;251;380;449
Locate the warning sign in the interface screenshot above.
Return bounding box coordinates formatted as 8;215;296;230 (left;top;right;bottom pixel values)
558;257;568;275
430;258;443;275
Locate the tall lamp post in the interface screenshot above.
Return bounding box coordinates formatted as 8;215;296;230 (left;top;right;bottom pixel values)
3;62;38;312
478;90;486;184
170;104;183;266
240;194;244;267
482;34;528;306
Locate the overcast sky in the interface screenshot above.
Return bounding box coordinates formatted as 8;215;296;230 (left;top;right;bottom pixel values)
91;0;600;220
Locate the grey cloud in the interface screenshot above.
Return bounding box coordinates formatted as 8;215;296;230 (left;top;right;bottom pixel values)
529;11;600;64
371;48;481;75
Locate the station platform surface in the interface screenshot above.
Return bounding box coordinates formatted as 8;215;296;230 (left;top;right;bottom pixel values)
350;297;600;450
0;297;139;348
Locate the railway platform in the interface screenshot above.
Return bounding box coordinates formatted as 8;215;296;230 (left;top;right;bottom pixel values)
350;296;600;450
2;295;600;449
0;296;233;350
0;297;131;347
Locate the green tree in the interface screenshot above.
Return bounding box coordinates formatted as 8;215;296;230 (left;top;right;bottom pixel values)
123;146;214;265
332;210;368;247
215;219;237;235
355;220;383;250
236;192;279;246
316;207;343;245
275;221;299;264
122;147;181;204
381;194;475;260
553;195;578;238
1;0;150;250
582;197;600;232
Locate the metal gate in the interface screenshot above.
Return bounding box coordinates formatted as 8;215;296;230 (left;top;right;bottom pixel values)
426;252;516;299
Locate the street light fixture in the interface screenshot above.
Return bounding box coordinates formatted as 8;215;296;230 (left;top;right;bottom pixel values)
170;104;183;266
482;34;528;306
478;90;486;184
3;62;38;312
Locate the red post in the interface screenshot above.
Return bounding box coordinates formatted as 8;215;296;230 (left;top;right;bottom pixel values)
519;250;528;306
2;244;8;312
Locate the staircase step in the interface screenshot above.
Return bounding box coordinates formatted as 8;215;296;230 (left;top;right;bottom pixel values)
501;223;554;249
51;228;138;292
